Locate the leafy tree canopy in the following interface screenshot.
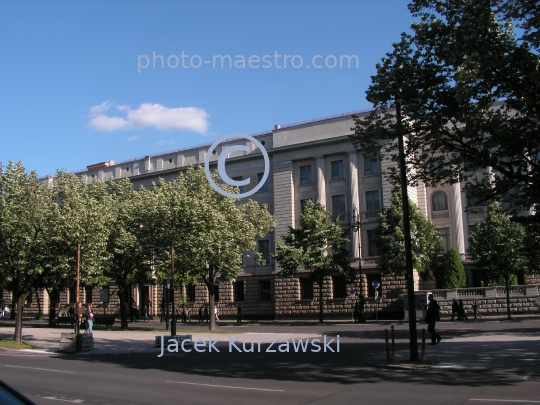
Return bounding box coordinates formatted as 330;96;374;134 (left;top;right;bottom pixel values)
375;187;442;279
350;0;540;209
274;200;353;323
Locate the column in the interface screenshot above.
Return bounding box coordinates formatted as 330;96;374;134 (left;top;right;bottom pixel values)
273;160;295;243
315;156;326;206
451;182;466;254
348;151;360;258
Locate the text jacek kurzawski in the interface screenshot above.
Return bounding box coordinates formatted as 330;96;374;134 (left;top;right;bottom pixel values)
158;335;339;357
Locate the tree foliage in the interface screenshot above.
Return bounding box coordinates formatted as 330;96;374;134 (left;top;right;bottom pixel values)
375;187;442;279
350;0;540;209
274;200;353;323
434;248;466;289
468;202;527;319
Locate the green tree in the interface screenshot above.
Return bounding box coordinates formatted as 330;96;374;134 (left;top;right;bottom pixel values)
350;0;540;209
43;171;114;325
434;248;466;289
137;166;275;331
376;187;442;279
0;162;55;342
468;202;527;319
104;178;153;329
274;200;354;323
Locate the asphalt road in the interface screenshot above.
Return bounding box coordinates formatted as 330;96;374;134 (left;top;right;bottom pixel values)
0;319;539;405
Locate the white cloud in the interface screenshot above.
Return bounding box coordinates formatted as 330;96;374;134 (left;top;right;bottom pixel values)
127;136;140;142
88;102;209;134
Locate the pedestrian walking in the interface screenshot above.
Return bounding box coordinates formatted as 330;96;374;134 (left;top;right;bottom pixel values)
187;308;191;323
451;298;459;321
237;304;242;324
182;308;187;323
143;306;149;321
198;306;203;323
204;306;209;323
425;294;441;345
85;305;94;334
215;306;220;323
472;299;481;319
353;302;360;323
458;299;468;320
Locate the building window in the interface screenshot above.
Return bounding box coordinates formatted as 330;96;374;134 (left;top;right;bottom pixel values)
331;194;346;221
432;191;448;211
257;173;269;191
467;193;480;207
186;285;196;303
258;239;270;265
260;280;271;301
233;281;244;302
85;287;93;304
367;230;379;256
300;278;313;300
364;156;379;176
365;190;381;212
232;176;244;194
300;165;312;185
332;276;347;299
431;161;445;175
437;228;450;253
331;160;344;180
69;287;76;303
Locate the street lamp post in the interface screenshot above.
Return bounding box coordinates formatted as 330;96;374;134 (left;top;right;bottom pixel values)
395;101;419;361
351;205;366;323
365;95;418;361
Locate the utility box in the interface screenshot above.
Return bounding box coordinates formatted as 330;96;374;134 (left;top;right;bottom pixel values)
403;292;429;320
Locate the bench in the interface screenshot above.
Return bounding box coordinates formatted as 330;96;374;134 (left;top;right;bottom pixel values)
154;334;193;348
93;315;116;328
54;316;76;327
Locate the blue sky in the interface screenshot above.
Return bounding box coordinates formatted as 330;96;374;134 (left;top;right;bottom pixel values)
1;0;414;177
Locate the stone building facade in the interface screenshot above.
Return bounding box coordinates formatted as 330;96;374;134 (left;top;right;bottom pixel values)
4;108;536;321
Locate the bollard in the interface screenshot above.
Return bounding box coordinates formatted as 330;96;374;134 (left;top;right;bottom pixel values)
391;325;395;356
421;329;426;361
385;329;390;360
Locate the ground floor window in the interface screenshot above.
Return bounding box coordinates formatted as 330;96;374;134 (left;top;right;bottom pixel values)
233;281;244;302
300;278;313;300
186;284;196;303
332;276;347;299
260;280;271;301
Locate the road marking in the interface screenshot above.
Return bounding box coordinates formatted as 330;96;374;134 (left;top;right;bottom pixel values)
5;365;75;373
42;396;84;403
469;398;540;404
166;381;284;392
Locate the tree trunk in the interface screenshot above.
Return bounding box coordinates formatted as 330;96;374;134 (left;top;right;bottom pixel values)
13;292;28;343
505;278;511;320
35;289;42;318
208;284;216;331
318;280;324;323
10;297;16;320
47;288;58;326
118;285;129;329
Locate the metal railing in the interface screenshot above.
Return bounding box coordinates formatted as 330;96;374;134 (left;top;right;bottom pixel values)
432;210;450;219
363;210;381;220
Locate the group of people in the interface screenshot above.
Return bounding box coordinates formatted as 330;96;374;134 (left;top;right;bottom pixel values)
451;298;481;320
196;305;221;323
174;306;191;323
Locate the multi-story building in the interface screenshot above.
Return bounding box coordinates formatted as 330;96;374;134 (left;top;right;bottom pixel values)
7;108;534;320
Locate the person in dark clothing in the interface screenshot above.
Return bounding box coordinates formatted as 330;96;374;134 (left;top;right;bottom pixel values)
198;306;203;323
237;304;242;324
451;298;459;321
426;294;441;345
203;306;209;323
458;299;468;320
353;302;360;323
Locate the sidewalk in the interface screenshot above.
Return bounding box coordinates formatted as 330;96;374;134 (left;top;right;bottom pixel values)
365;332;540;373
